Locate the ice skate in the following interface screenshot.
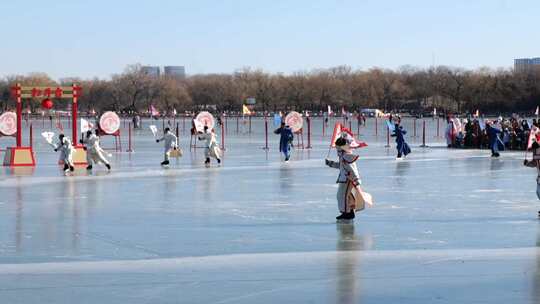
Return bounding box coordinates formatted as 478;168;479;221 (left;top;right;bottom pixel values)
336;213;347;220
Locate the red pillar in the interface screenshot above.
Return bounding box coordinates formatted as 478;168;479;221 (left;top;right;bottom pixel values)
264;115;269;150
16;94;22;147
127;122;133;152
29;123;33;148
221;119;225;150
72;84;80;144
306;117;312;149
386;126;390;147
421;120;427;147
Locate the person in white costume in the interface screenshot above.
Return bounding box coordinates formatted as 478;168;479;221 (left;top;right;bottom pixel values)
53;134;75;173
198;126;221;165
80;130;111;171
325;136;361;220
156;127;178;166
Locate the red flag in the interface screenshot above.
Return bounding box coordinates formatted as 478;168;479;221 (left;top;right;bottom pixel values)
150;105;160;117
527;126;540;149
330;122;367;148
341;126;368;148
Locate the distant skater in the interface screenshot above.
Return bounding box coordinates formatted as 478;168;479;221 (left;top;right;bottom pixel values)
80;130;111;171
325;136;362;220
486;121;502;157
53;134;75;173
156;127;178;166
198;126;222;165
391;122;411;159
524;136;540;217
274;122;294;162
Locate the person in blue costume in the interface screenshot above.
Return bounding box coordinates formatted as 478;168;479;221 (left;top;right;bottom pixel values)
391;122;411;159
486;121;502;157
274;122;294;161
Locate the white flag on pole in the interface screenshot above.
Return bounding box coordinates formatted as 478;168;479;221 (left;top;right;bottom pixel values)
80;118;94;133
149;125;158;137
41;131;55;146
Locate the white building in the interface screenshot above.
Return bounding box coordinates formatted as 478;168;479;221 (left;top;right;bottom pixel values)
164;66;186;79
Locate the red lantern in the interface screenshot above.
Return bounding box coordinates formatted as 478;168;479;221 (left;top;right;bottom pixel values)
41;98;53;109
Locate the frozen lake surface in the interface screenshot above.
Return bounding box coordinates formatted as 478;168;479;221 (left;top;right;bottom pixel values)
1;117;539;303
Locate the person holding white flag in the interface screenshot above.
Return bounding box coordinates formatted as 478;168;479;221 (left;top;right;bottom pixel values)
325;133;372;220
53;134;75;173
80;130;111;171
156;127;178;166
198;126;222;165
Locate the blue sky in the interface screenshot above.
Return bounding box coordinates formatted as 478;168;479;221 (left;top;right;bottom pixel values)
0;0;537;79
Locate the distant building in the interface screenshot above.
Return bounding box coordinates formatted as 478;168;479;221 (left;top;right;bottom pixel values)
141;66;161;77
514;58;540;73
164;66;186;79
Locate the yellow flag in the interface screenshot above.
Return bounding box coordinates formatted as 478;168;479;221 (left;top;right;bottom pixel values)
242;104;251;115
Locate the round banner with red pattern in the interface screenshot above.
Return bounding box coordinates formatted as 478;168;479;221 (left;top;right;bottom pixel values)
99;111;120;134
285;111;303;133
195;111;215;131
0;112;17;136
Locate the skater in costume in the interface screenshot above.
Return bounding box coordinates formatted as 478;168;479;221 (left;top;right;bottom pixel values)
198;126;222;165
274;122;294;161
325;136;362;220
486;121;502;157
391;122;411;159
53;134;75;173
156;127;178;166
80;130;111;171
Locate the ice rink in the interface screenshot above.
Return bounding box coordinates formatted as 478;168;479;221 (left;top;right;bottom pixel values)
1;117;539;303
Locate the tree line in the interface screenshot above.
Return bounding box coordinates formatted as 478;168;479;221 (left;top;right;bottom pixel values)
1;64;539;115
